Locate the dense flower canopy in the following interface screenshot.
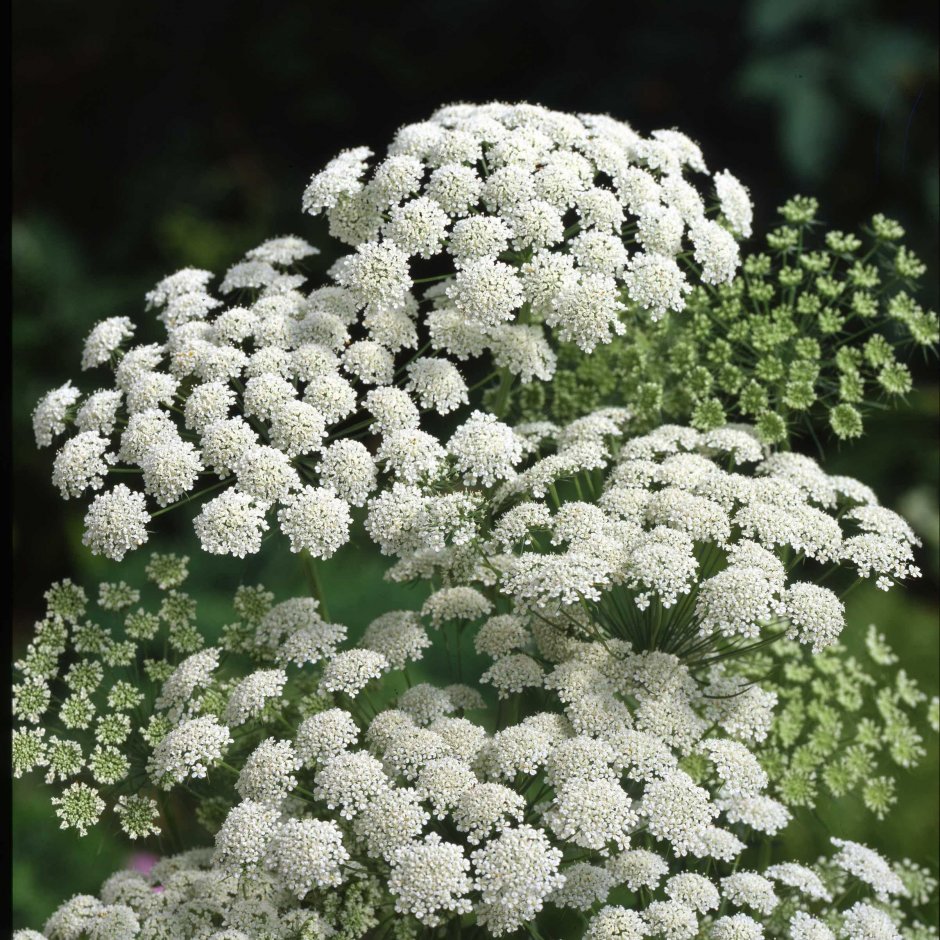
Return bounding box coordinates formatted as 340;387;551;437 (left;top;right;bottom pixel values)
13;562;936;939
17;100;939;940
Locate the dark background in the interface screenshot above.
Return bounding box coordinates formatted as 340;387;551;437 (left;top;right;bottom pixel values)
11;0;940;928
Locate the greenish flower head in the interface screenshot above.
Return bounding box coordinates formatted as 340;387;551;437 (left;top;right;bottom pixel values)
513;199;937;446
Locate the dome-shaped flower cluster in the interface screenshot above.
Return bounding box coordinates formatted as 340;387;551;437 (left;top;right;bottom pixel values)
382;416;919;659
33;103;754;565
31;258;536;561
304;101;748;358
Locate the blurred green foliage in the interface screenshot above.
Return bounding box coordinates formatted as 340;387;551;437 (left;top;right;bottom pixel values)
739;0;936;188
11;0;938;930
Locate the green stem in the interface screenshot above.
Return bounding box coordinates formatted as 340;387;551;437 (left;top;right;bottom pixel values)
300;550;331;621
158;792;183;852
840;577;864;600
492;367;515;419
150;479;230;517
469;370;500;393
649;598;664;650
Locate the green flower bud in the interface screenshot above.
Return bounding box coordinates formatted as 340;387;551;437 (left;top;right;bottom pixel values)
863;335;894;368
850;291;879;319
848;263;880;289
895;246;927;279
98;581;141;612
799;251;830;273
89;744;130;785
779;196;819;224
783;381;816;411
826;230;862;254
871;213;905;241
64;660;105;695
839;370;865;402
830;403;863;439
756;411;788;444
116;793;162;840
60;692;96;730
878;362;912;396
107;681;144;712
691;398;726;431
815;275;845;300
145;552;190;590
12;727;48;778
767;226;800;251
51;782;104;836
817;307;845;335
125;609;160;642
44;580;88;624
796;293;822;316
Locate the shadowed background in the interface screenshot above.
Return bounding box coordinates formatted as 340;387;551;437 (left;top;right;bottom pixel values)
12;0;939;929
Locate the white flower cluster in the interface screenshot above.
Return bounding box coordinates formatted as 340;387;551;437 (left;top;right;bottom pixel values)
15;560;929;940
31;248;541;561
30;848;353;940
387;416;917;657
26;574;780;932
28;623;918;940
33;102;756;564
175;615;803;934
304;102;748;359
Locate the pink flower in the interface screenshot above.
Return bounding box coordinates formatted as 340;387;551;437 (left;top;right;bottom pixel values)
128;851;159;875
129;850;164;889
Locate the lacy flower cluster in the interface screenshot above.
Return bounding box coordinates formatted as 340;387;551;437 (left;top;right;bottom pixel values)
13;562;937;939
377;417;919;661
32;101;755;566
16;100;938;940
303;101;750;355
520;198;938;443
30;248;519;562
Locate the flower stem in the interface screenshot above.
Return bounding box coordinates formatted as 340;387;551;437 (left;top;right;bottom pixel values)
492;367;515;419
300;550;331;621
150;479;229;517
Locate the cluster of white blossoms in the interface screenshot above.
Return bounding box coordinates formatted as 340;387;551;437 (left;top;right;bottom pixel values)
33;101;753;565
17;575;927;939
379;415;919;659
19;848;369;940
304;102;750;359
29;250;537;561
18;100;936;940
14;547;935;939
